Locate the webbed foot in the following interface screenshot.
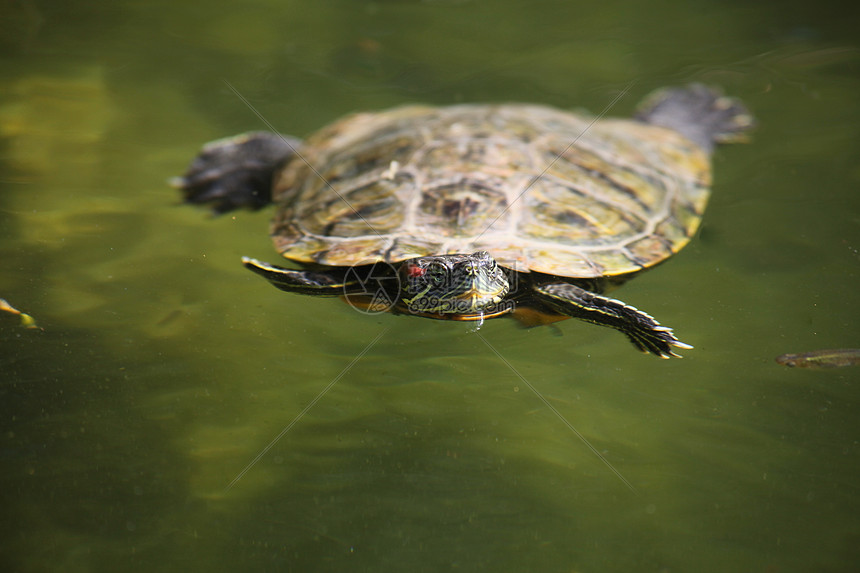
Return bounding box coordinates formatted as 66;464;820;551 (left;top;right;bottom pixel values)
534;283;692;358
172;132;300;213
242;257;346;295
635;84;755;152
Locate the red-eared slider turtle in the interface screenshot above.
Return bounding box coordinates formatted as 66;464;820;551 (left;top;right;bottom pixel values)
175;84;753;358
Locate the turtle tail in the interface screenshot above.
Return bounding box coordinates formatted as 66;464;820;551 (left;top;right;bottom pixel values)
635;84;754;153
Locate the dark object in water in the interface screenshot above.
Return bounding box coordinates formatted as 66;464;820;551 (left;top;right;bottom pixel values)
776;349;860;369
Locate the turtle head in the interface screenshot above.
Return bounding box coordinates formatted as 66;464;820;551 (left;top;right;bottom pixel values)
399;251;510;315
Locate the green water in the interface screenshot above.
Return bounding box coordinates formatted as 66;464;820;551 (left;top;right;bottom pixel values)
2;1;859;571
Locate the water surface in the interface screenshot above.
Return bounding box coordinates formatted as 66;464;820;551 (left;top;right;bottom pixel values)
2;1;859;571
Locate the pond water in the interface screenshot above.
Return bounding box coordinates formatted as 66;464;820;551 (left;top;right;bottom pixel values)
2;1;859;571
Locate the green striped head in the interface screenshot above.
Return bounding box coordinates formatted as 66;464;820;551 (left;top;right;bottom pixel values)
399;251;510;315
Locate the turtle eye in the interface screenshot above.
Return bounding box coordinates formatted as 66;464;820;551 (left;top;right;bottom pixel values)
427;262;447;285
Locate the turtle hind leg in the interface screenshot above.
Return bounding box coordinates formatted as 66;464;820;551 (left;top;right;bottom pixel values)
635;84;755;152
532;282;692;358
173;132;301;213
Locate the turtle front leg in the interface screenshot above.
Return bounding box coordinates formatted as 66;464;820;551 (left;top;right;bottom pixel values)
532;283;692;358
242;258;352;296
173;132;301;213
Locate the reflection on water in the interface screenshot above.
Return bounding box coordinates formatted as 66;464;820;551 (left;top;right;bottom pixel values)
2;1;859;572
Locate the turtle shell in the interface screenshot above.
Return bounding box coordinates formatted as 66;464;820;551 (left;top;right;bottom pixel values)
269;103;711;278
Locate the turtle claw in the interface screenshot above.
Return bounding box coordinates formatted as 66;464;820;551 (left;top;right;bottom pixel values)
634;320;693;358
626;327;691;359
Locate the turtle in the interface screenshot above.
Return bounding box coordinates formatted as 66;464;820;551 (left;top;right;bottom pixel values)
175;84;753;358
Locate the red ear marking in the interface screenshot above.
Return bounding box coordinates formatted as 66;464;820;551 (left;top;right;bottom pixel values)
406;264;426;278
